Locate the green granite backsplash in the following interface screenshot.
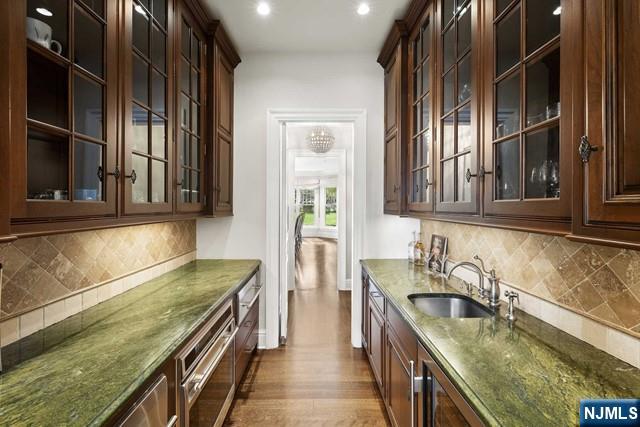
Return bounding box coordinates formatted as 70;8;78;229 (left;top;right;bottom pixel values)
0;220;196;319
421;219;640;336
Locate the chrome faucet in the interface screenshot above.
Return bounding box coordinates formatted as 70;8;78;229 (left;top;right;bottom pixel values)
446;260;486;298
446;255;502;309
473;255;501;309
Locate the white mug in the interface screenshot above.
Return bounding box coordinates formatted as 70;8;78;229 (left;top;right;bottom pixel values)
26;17;62;55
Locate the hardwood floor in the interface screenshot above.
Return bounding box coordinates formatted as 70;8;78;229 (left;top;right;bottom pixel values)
225;238;389;426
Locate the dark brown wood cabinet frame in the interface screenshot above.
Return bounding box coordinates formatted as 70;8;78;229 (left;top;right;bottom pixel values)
205;22;239;217
175;0;208;214
379;21;409;215
0;0;239;240
434;0;480;216
381;0;640;248
567;0;640;250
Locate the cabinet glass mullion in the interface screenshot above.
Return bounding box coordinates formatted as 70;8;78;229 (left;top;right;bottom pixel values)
491;0;560;202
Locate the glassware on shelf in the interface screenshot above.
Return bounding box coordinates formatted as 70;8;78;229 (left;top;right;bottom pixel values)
546;102;560;120
529;160;560;198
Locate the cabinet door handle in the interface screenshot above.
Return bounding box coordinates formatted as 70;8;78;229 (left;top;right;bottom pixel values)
125;169;137;184
578;135;598;163
393;184;400;193
465;166;492;183
106;166;121;180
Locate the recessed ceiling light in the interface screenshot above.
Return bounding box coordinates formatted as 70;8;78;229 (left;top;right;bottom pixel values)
36;7;53;17
553;6;561;15
257;2;271;16
357;3;370;15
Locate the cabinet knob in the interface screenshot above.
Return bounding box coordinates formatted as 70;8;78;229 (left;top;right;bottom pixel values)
125;169;137;184
393;184;400;193
465;167;492;183
578;136;598;163
107;166;121;180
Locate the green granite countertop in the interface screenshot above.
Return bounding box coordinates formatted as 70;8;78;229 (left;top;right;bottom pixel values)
361;259;640;427
0;259;260;427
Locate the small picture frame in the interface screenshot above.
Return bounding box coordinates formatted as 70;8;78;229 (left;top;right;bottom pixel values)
428;234;448;273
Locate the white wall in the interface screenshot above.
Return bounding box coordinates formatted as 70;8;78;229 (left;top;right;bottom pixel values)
197;53;419;341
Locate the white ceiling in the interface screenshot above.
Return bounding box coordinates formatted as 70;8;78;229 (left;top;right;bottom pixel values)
202;0;412;54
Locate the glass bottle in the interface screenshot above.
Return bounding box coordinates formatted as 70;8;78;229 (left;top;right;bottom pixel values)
408;231;416;263
414;235;426;266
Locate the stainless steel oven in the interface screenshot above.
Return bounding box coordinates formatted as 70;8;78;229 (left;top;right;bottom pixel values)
177;301;237;427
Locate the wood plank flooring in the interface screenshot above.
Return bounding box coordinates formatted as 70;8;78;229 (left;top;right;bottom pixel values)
225;238;389;426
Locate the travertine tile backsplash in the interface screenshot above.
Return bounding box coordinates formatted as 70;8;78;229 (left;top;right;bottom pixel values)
0;220;196;319
421;220;640;336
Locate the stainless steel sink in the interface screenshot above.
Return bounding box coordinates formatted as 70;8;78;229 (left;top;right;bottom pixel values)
408;293;493;318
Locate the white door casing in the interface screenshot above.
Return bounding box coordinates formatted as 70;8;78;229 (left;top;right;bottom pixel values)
266;109;366;349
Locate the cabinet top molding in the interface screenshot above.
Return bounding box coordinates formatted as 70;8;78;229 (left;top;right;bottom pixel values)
377;20;408;66
208;21;241;68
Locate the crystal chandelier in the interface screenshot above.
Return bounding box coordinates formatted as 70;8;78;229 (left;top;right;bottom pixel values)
306;126;335;153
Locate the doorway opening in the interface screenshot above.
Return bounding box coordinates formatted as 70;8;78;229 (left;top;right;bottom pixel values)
265;109;366;349
285;124;351;342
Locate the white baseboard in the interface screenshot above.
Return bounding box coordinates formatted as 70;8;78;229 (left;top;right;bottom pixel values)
339;279;352;291
257;329;268;349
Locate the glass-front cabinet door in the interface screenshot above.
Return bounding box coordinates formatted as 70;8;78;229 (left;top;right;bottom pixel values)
123;0;173;215
408;3;435;214
436;0;479;214
482;0;570;220
176;5;206;213
11;0;118;220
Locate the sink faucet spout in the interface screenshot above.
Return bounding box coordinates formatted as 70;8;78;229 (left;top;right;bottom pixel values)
446;261;486;298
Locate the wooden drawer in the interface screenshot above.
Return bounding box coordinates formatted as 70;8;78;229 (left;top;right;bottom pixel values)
368;281;385;314
387;303;416;362
235;299;259;360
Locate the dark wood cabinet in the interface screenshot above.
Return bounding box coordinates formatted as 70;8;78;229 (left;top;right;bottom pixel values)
175;0;207;214
123;0;174;216
361;272;483;427
481;0;571;223
9;0;120;222
206;22;239;217
0;0;239;239
571;0;640;247
386;326;413;427
408;3;435;214
385;304;417;427
380;0;640;247
434;0;479;215
379;22;408;215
